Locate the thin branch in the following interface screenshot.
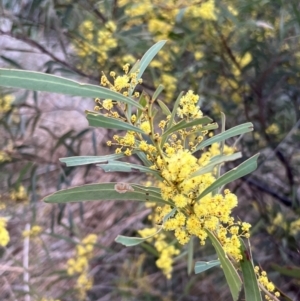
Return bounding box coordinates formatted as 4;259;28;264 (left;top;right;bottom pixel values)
242;177;293;207
0;29;99;82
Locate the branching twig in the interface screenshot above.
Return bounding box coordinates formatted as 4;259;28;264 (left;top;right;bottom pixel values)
0;29;99;81
242;177;293;207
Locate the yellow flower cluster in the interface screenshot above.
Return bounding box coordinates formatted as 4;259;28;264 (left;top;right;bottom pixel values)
73;20;117;68
0;140;13;163
39;298;60;301
122;0;153;24
0;201;5;210
290;218;300;236
96;65;148;156
254;266;280;300
232;52;253;78
265;210;300;238
157;162;249;262
265;123;280;135
73;0;221;102
105;89;218;159
266;212;286;234
159;74;177;102
218;51;252;105
177;90;203;119
118;0;218;101
0;150;11;163
108;131;136;156
0;218;10;247
138;227;180;279
208;142;235;157
66;234;97;300
148;19;172;41
185;0;217;21
100;64;142;95
99;83;250;267
95;64;142;115
0;94;14;113
22;225;43;239
149;48;178;102
118;1;182;101
10;185;29;203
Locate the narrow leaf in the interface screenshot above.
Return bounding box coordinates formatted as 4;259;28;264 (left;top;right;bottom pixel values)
136;92;148;121
97;161;163;180
128;59;141;97
157;99;171;116
114;235;147;247
189;152;242;178
44;183;169;205
193;122;254;152
152;84;165;101
15;162;34;187
137;40;167;82
136;151;152;167
0;68;143;109
194;259;220;274
115;208;176;246
215;112;227;181
187;237;194;275
201;123;219;131
86;112;144;133
206;230;242;301
271;264;300;279
196;154;259;202
129;40;167;95
240;239;263;301
166;91;184;130
59;154;125;167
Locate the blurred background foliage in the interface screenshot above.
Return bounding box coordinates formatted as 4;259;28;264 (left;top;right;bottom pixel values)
0;0;300;300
